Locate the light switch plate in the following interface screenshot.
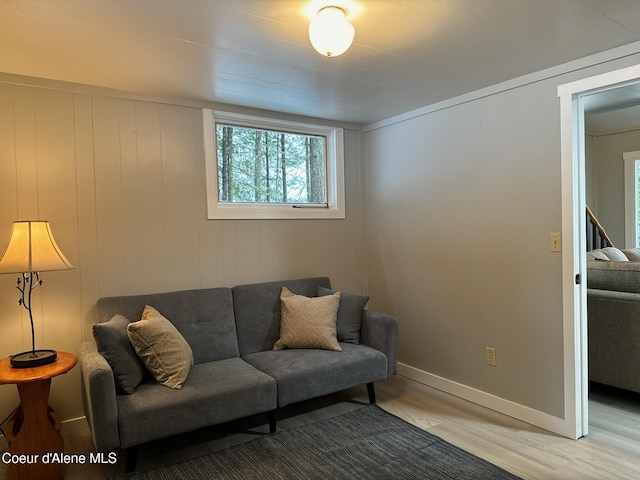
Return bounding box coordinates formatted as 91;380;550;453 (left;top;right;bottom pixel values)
549;232;562;252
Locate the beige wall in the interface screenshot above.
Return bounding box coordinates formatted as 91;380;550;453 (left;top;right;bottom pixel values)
6;49;640;432
585;133;594;210
0;82;365;423
587;128;640;247
364;81;565;416
363;53;640;418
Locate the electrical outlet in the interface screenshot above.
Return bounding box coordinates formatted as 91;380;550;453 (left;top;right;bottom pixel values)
485;346;496;366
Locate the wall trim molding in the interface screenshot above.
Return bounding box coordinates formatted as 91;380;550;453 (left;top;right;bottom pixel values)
0;72;361;132
589;126;640;137
398;362;572;437
0;416;89;447
60;416;90;437
364;40;640;133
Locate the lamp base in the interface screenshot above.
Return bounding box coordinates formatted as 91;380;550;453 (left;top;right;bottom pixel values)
10;349;57;368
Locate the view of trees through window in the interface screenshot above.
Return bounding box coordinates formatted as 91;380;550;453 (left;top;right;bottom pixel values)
216;123;327;204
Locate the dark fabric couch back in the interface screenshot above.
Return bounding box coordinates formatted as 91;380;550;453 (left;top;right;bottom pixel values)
232;277;331;356
96;288;238;365
587;261;640;294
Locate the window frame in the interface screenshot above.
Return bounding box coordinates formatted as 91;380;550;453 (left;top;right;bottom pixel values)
623;150;640;247
203;109;345;220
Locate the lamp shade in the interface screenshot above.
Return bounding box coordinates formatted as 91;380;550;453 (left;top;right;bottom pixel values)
0;220;73;274
309;6;355;57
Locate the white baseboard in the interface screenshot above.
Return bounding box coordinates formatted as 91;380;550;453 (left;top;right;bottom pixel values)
397;362;571;437
60;416;90;436
1;416;89;447
2;368;572;447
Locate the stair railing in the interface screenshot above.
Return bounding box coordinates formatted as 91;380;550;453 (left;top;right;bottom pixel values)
586;205;614;251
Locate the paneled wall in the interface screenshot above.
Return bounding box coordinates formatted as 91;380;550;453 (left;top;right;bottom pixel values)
0;83;365;423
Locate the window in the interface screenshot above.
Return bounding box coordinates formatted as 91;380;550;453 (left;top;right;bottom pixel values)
203;110;345;219
624;150;640;247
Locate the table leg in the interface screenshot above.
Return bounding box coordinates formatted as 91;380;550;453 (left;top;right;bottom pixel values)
5;405;23;444
9;379;64;480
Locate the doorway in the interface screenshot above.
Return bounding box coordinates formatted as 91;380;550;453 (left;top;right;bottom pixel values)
559;64;640;439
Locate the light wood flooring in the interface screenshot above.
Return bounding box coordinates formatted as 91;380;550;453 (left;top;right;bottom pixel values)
2;375;640;479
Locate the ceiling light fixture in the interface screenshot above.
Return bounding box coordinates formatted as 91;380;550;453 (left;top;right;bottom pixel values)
308;6;355;58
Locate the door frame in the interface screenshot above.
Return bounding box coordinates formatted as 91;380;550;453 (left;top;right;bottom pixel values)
558;64;640;439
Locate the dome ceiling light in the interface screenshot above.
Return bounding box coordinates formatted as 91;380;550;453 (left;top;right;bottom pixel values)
308;6;355;57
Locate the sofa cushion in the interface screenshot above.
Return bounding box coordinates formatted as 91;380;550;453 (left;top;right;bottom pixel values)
92;314;147;394
116;358;277;448
318;287;368;344
243;343;388;407
97;288;239;364
232;277;332;356
127;305;194;389
274;287;341;351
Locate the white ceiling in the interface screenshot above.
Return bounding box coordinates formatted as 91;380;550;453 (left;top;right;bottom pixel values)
584;84;640;134
3;0;640;125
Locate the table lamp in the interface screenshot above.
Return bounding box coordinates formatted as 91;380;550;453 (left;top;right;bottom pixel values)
0;220;73;368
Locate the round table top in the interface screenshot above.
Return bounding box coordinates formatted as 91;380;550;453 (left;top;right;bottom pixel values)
0;351;77;384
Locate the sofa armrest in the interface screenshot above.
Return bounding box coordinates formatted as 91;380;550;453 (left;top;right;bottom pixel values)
360;310;398;376
79;341;120;451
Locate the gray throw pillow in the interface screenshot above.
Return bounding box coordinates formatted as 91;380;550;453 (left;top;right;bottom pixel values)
92;314;147;394
318;287;369;344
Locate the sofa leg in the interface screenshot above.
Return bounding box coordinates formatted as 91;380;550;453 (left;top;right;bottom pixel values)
366;382;376;404
268;411;277;433
125;445;139;473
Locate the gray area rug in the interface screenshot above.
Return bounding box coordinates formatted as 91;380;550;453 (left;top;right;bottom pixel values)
112;405;521;480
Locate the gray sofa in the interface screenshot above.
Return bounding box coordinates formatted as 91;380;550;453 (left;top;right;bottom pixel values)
79;276;397;470
587;247;640;393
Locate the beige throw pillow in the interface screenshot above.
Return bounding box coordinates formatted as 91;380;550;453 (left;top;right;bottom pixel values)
274;287;341;351
127;305;194;389
623;248;640;262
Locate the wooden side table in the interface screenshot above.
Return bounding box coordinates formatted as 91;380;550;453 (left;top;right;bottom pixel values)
0;351;77;480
